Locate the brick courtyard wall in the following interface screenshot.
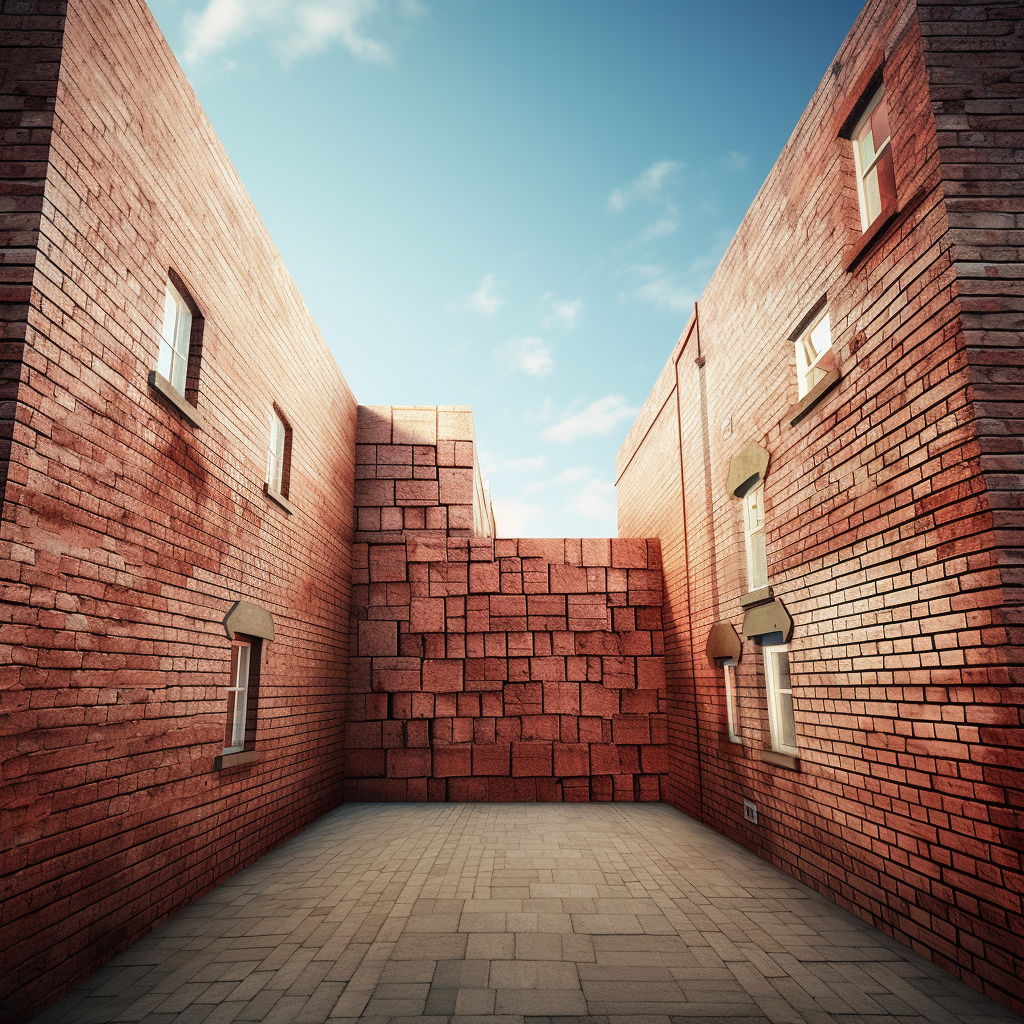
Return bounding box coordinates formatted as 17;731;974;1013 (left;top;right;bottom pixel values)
0;2;357;1021
617;0;1024;1013
346;405;669;802
0;3;65;500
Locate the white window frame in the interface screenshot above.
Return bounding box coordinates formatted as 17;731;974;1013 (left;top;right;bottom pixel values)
723;658;741;744
852;85;892;232
795;309;834;398
743;481;768;593
224;639;251;754
763;644;797;756
157;279;193;395
267;411;287;496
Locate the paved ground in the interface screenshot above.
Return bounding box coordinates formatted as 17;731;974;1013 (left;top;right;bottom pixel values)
32;802;1021;1024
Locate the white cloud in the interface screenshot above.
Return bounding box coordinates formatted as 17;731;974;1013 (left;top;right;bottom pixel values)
541;395;639;444
566;476;617;522
721;150;749;171
555;465;593;485
491;496;541;537
183;0;417;65
640;218;678;241
607;159;683;212
626;264;694;313
465;273;504;315
497;336;554;377
541;296;583;330
504;456;546;472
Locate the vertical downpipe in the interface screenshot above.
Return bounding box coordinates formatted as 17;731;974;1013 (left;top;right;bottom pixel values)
693;303;721;822
676;303;705;822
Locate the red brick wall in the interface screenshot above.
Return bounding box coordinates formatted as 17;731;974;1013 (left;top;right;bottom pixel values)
0;2;357;1020
919;3;1024;628
617;0;1024;1013
346;405;669;802
0;2;65;499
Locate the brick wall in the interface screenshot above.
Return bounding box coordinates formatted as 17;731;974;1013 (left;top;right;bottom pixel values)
0;1;65;499
0;2;357;1020
346;405;669;802
617;0;1024;1013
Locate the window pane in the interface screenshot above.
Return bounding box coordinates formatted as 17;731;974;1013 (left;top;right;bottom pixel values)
724;661;741;742
273;417;285;473
773;649;791;694
160;281;192;395
157;339;173;381
870;94;890;149
744;485;763;531
858;127;876;171
174;303;192;360
267;414;285;492
749;530;767;589
876;148;897;214
809;313;831;359
169;348;188;394
225;642;250;753
779;691;797;749
865;166;882;225
224;689;238;749
765;648;797;755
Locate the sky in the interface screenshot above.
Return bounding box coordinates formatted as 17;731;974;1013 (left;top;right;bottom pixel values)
145;0;866;537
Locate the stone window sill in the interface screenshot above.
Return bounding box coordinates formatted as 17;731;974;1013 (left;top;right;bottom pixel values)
215;750;259;770
740;586;773;608
263;482;295;515
759;750;800;771
149;370;203;429
788;369;842;426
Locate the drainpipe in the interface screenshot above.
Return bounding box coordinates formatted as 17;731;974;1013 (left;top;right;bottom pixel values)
675;302;707;823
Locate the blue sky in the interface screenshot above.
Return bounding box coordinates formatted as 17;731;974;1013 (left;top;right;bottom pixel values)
145;0;866;537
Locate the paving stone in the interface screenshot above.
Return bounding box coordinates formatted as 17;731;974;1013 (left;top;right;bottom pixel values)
28;804;1023;1024
466;932;516;959
494;989;589;1015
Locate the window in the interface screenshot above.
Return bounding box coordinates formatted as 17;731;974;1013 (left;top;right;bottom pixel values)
723;658;741;744
267;411;287;495
264;407;293;508
743;481;768;592
795;309;835;398
763;645;797;755
224;637;260;755
851;85;896;232
157;279;193;395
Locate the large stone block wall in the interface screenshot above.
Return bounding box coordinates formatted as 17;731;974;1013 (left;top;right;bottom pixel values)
0;2;357;1020
616;0;1024;1013
346;405;669;802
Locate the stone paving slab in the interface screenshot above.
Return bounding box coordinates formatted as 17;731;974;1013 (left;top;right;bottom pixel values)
29;803;1023;1024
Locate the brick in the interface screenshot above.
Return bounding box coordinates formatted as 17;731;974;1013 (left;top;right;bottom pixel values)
422;659;464;692
433;747;472;777
511;741;553;777
369;544;407;582
543;681;580;715
473;743;510;776
358;620;398;657
409;597;444;633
